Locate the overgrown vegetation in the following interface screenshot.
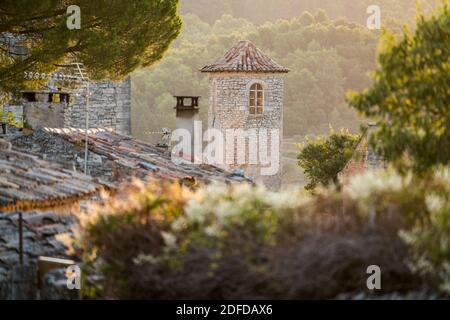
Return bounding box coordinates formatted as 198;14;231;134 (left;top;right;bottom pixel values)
64;168;450;299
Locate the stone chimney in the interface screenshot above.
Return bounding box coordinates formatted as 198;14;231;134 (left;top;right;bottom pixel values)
174;96;200;162
21;90;72;129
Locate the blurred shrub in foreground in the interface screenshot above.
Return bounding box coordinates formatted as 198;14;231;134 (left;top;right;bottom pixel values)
65;169;450;299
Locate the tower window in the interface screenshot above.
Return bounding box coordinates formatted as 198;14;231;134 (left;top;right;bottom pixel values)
249;83;263;115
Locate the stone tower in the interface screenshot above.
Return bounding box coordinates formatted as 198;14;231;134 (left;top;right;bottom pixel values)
201;40;289;189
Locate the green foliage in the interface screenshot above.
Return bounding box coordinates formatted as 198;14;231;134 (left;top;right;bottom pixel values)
347;4;450;174
0;0;182;100
69;167;450;299
400;168;450;293
297;128;360;190
347;168;450;295
0;110;22;128
64;181;187;298
134;1;437;140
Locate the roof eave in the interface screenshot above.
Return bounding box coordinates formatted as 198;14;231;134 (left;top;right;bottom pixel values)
200;68;290;73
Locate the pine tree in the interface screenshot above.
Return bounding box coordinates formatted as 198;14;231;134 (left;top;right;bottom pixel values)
0;0;182;100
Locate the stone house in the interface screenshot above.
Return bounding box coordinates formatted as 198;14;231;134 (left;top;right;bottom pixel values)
201;40;289;189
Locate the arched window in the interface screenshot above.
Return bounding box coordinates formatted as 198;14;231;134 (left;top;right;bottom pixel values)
249;83;263;115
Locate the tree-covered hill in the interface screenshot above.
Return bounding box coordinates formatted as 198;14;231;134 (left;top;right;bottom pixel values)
180;0;435;26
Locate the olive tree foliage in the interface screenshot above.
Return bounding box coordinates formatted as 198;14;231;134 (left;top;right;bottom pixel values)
347;4;450;173
297;129;360;190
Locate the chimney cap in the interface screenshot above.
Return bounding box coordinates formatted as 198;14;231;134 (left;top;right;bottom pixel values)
174;96;200;110
173;95;201;99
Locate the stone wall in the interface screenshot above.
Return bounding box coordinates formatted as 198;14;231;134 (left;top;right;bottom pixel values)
16;78;131;135
208;72;284;189
65;77;131;135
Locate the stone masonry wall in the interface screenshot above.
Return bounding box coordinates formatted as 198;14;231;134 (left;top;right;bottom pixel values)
208;72;284;189
65;77;131;135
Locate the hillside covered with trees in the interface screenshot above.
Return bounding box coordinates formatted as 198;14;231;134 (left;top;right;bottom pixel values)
179;0;435;26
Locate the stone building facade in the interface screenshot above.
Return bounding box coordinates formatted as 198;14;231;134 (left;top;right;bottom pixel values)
65;78;131;135
201;40;289;189
19;78;131;135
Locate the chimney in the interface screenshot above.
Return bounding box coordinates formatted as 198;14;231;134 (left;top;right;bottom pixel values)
21;90;71;129
174;96;200;162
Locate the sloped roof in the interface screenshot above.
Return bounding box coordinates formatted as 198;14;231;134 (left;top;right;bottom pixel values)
40;128;251;185
0;141;107;212
201;40;289;73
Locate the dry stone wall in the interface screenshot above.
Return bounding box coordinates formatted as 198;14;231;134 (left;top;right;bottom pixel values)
65;77;131;135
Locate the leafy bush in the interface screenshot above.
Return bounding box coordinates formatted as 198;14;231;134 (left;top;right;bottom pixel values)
0;111;22;128
66;169;450;299
64;180;189;298
399;168;450;294
297;128;360;190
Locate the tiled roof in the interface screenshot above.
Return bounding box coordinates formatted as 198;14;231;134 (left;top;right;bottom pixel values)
41;128;251;185
201;40;289;73
0;141;107;212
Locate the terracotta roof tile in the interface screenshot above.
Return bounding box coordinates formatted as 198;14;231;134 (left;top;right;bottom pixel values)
201;40;289;73
40;128;251;185
0;141;107;212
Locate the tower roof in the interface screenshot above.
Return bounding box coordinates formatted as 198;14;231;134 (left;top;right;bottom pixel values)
201;40;289;73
